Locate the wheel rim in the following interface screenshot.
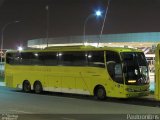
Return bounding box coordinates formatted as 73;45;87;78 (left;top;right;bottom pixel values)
23;82;30;92
35;83;42;93
97;87;106;100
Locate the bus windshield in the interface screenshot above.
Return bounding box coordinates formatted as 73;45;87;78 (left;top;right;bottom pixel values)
121;52;149;85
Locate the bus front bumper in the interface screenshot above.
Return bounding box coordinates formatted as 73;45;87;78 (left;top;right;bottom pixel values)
125;91;150;98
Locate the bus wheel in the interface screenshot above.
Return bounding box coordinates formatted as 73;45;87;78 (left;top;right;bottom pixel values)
95;86;106;100
23;80;31;93
34;81;43;94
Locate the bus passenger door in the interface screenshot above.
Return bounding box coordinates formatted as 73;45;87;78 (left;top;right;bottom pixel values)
107;62;124;97
106;50;124;97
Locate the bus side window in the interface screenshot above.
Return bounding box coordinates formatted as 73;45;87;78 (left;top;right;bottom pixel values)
20;52;32;65
88;51;105;68
58;52;72;66
71;52;87;66
30;52;44;65
106;51;120;63
14;53;21;64
39;52;58;66
6;52;21;65
59;52;87;66
6;53;14;64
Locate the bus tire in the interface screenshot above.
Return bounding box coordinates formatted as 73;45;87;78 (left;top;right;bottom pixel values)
23;80;31;93
94;86;106;100
34;81;43;94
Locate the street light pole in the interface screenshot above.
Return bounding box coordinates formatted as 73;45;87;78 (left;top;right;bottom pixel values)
83;10;102;45
83;14;93;45
46;5;49;48
98;0;111;47
0;21;20;74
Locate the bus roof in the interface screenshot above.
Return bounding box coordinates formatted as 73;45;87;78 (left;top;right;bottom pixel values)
6;45;142;53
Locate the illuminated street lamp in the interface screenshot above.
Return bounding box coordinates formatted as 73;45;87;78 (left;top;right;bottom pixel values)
0;21;20;75
17;46;23;51
83;10;102;45
95;10;102;16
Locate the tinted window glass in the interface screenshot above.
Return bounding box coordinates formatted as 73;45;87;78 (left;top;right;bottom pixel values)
39;52;58;66
7;52;58;66
30;53;44;65
121;52;148;85
20;52;35;65
12;52;40;65
88;51;105;67
6;53;15;64
6;52;21;65
59;52;87;66
106;50;120;63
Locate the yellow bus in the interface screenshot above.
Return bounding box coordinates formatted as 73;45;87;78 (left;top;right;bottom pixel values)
5;46;149;100
155;44;160;101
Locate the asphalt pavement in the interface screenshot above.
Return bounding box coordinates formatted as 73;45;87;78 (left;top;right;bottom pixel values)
0;86;160;120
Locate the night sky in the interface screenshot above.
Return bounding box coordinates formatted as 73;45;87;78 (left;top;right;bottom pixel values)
0;0;160;49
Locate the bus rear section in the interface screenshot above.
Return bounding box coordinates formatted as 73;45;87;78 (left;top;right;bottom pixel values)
5;46;149;100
